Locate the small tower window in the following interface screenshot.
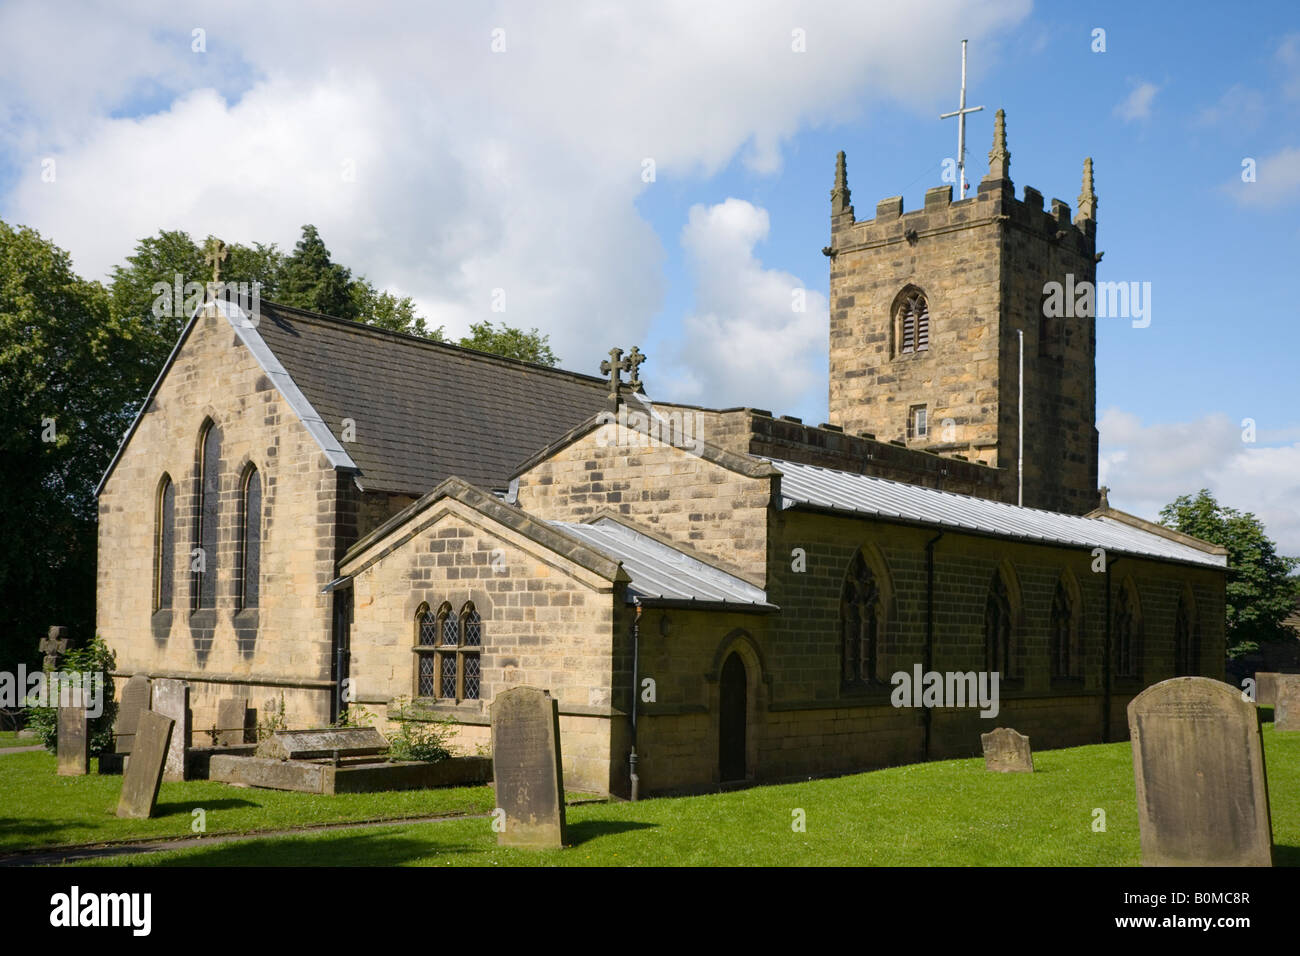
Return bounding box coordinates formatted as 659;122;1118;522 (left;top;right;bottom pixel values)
907;405;928;441
896;290;930;355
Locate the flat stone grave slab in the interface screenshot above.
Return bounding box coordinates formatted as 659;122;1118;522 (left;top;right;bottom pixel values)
57;704;89;776
216;696;251;745
116;710;174;819
1128;677;1272;867
980;727;1033;772
256;726;388;761
491;686;566;849
210;754;491;795
151;678;189;782
114;673;150;754
1274;675;1300;731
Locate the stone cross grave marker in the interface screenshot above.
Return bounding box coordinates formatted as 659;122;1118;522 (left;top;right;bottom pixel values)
39;625;71;673
216;696;250;745
116;710;174;819
151;678;189;781
1274;675;1300;731
491;686;566;849
57;702;89;776
114;674;151;754
1128;677;1272;866
980;727;1033;773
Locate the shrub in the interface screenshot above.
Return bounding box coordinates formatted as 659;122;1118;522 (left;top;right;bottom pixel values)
386;696;454;763
23;636;118;756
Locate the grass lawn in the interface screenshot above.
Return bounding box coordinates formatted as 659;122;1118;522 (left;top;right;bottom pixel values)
51;725;1300;867
0;751;495;853
0;731;30;748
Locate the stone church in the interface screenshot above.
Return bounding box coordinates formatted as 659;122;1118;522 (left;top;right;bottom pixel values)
96;112;1227;796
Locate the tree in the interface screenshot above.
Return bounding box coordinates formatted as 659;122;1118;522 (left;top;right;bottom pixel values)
0;221;140;669
349;278;444;340
277;224;358;320
1159;489;1300;657
458;320;559;366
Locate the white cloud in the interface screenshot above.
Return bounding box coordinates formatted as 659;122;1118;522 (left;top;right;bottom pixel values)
0;0;1030;376
1114;80;1160;122
1098;408;1300;556
1194;83;1267;129
665;198;827;414
1226;146;1300;207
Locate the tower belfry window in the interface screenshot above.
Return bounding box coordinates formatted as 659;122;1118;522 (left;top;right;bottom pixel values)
896;290;930;355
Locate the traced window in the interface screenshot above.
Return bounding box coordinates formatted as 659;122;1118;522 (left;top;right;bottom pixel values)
153;475;175;611
1174;593;1197;677
896;289;930;355
907;405;929;441
984;571;1014;677
435;602;482;701
1113;581;1139;678
238;465;262;610
414;603;439;697
192;420;220;612
841;551;882;686
1049;579;1073;678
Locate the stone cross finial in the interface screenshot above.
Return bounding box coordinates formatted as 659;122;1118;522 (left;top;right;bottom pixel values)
625;346;645;393
1076;157;1097;222
831;150;852;216
1098;485;1110;510
204;238;228;284
599;346;647;408
987;108;1010;180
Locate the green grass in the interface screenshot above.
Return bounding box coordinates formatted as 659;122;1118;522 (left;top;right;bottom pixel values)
0;731;31;748
51;725;1300;867
0;752;495;853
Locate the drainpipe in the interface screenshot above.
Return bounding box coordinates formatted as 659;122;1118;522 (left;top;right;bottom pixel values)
628;597;642;801
1103;556;1120;742
924;531;944;760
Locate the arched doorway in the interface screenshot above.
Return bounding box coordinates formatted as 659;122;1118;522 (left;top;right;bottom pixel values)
719;653;747;782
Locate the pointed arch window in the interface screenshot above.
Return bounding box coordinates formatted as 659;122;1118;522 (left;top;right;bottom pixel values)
1174;593;1197;677
841;552;883;686
433;602;482;701
985;571;1014;677
238;465;262;610
414;603;439;697
1113;582;1139;679
192;420;220;612
153;475;175;612
1049;579;1073;678
896;290;930;355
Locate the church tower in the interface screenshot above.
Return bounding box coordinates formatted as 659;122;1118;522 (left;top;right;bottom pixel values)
825;111;1100;515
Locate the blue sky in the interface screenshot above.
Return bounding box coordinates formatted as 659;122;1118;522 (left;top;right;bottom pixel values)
1;0;1297;548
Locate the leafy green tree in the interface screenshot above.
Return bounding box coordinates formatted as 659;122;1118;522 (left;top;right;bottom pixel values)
350;279;443;339
1160;489;1300;657
0;221;139;669
277;224;358;320
458;320;559;366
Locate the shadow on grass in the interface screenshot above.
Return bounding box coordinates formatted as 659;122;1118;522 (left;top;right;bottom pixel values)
154;798;261;817
566;819;657;847
1272;843;1300;867
0;816;90;845
125;832;479;867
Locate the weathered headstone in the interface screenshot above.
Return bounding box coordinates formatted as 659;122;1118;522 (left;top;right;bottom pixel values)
114;674;151;754
1128;677;1273;866
57;704;89;776
1254;672;1279;709
151;679;189;782
490;686;566;849
980;727;1034;773
1274;675;1300;731
217;696;250;745
116;710;174;819
256;726;388;761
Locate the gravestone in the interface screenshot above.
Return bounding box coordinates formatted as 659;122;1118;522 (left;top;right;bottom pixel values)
1274;676;1300;731
1128;677;1272;866
116;710;174;819
57;704;89;776
40;625;71;673
256;726;388;761
490;686;566;849
151;679;189;782
980;727;1033;773
217;696;250;745
114;674;151;754
1254;672;1279;708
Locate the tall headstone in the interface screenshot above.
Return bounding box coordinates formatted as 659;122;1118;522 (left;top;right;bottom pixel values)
57;704;89;776
151;679;189;782
114;674;151;754
490;686;567;849
1274;675;1300;731
116;710;174;819
217;696;250;746
1128;677;1273;866
980;727;1034;772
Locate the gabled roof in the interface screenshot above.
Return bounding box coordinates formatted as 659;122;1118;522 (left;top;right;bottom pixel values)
553;517;776;610
767;457;1228;570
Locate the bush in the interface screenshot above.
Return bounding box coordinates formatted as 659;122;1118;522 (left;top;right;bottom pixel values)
23;636;118;756
386;696;454;763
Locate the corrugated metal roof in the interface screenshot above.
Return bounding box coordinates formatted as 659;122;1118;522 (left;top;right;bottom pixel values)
550;518;774;608
765;457;1226;569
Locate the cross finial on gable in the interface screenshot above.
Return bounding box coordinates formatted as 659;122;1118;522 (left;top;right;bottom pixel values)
204;237;228;284
625;346;645;393
599;346;648;409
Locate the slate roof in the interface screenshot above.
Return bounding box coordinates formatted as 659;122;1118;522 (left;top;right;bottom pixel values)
253;300;610;495
767;457;1227;569
552;517;775;610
